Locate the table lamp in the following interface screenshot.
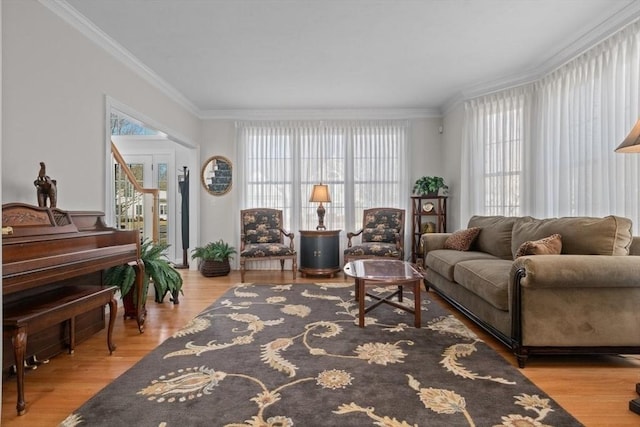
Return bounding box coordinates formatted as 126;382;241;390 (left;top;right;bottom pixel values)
615;119;640;153
309;184;331;230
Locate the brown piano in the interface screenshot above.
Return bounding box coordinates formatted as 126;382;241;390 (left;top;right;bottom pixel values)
2;203;145;415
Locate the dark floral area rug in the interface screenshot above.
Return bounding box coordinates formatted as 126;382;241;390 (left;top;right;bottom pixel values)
60;283;583;427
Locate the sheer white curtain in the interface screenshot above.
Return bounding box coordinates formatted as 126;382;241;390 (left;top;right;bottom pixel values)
461;87;532;223
463;20;640;223
530;21;640;218
237;120;409;264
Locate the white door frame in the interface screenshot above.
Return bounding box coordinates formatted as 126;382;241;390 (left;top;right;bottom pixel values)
104;96;200;267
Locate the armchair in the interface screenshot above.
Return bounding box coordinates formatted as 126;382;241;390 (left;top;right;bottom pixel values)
344;208;405;264
240;208;297;283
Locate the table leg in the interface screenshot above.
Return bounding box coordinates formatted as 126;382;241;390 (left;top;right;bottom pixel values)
358;278;365;327
413;279;421;328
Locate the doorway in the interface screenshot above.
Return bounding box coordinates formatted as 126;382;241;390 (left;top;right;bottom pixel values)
105;99;198;266
115;152;172;246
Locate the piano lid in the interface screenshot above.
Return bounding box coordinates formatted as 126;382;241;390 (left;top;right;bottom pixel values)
2;203;78;237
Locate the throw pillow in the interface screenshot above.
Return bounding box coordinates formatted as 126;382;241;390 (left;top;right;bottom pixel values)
443;227;481;251
515;233;562;258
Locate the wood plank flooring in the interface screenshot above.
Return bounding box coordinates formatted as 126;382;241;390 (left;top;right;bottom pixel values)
2;269;640;426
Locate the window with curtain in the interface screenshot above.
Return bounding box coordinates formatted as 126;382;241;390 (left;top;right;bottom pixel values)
463;89;528;218
237;120;409;239
463;20;640;222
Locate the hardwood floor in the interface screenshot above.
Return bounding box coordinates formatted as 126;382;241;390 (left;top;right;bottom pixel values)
2;269;640;426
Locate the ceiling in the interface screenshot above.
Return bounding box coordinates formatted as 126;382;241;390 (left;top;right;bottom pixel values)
60;0;640;117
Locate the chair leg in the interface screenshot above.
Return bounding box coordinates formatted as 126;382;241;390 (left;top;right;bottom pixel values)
280;259;285;271
292;258;297;280
240;259;246;283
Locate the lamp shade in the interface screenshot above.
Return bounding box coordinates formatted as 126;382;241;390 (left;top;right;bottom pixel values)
615;119;640;153
309;184;331;203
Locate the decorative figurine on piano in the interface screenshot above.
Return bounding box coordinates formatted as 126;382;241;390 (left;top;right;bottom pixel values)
33;162;57;208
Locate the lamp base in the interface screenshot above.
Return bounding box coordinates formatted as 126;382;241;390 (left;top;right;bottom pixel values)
316;203;326;230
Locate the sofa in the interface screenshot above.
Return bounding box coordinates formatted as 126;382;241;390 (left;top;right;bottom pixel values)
420;215;640;367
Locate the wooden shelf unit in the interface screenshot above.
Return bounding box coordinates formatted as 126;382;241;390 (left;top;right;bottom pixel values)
410;195;447;263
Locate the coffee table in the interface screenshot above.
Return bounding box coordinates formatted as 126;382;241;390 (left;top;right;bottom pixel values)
343;259;423;328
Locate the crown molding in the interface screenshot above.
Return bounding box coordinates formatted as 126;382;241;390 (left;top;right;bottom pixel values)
40;0;640;122
40;0;201;117
442;0;640;116
39;0;442;122
198;107;442;120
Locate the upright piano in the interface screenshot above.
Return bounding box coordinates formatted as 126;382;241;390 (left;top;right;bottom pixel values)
2;203;145;415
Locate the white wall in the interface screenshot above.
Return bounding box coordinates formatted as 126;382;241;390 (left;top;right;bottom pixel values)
442;104;464;230
2;1;456;270
198;119;238;260
408;117;445;187
198;117;444;267
2;0;201;210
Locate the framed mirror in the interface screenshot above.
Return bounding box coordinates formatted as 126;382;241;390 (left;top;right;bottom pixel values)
201;155;232;196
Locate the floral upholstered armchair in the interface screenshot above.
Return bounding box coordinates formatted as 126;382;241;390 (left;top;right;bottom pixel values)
240;208;297;283
344;208;405;265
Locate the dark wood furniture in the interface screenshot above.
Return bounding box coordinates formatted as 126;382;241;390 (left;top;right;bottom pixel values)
410;195;447;263
2;203;144;415
299;230;341;277
343;259;423;328
631;386;640;414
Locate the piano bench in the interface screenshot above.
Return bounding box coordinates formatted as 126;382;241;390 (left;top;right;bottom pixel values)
3;285;118;416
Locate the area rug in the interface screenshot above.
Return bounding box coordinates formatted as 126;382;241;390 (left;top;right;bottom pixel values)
61;283;583;427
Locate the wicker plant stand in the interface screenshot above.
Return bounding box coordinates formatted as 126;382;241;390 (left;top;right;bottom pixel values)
199;259;231;277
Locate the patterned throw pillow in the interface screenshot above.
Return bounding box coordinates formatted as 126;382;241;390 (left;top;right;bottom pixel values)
515;233;562;258
443;227;481;251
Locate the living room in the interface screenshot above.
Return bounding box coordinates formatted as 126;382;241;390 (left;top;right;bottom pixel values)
3;0;640;425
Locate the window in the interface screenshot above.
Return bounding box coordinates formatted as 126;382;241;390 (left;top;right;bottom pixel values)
463;91;526;220
464;21;640;221
111;111;160;136
238;121;408;234
483;107;522;216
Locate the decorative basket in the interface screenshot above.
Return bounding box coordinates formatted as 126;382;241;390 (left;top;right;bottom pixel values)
199;259;231;277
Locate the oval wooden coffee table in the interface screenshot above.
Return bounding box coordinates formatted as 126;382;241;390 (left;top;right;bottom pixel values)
343;259;423;328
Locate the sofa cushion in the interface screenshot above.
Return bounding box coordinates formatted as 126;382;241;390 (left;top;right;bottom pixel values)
443;227;481;251
425;249;498;282
467;215;519;260
453;259;513;311
511;216;633;258
515;233;562;258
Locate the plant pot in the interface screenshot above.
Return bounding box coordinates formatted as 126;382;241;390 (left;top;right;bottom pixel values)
200;259;231;277
122;289;147;320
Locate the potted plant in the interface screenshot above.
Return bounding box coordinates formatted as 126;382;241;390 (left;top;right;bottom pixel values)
191;239;237;277
104;238;184;318
413;176;448;196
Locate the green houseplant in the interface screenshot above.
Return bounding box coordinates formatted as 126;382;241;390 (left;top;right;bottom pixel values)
413;176;448;196
104;239;184;317
191;239;237;277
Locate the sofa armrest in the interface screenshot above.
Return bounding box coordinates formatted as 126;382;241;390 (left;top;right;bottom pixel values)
512;254;640;289
419;233;451;255
511;254;640;356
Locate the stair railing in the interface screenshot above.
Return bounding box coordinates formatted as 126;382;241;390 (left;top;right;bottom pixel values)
111;141;159;243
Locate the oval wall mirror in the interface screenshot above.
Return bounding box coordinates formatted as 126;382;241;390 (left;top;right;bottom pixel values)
201;155;232;196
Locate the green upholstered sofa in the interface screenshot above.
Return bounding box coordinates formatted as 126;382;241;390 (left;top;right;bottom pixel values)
420;215;640;367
